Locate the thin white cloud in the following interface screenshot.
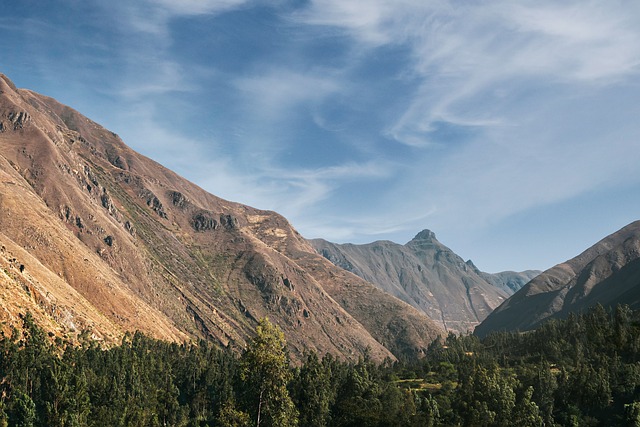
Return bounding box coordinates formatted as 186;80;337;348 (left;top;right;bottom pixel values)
190;159;393;222
292;0;396;45
151;0;251;16
109;0;253;36
287;161;392;181
115;58;194;99
293;0;448;47
234;69;341;120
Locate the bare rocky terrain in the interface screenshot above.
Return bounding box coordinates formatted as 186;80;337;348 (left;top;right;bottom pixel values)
0;73;443;361
311;231;539;333
476;220;640;337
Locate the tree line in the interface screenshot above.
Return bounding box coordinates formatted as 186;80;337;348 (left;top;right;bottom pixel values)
2;304;640;426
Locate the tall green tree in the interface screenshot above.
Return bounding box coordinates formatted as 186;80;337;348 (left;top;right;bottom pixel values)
292;352;332;427
513;386;544;427
240;318;297;427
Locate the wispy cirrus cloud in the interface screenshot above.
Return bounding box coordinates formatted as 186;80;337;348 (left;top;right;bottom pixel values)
295;1;640;145
108;0;253;36
192;157;394;219
151;0;252;16
233;68;342;120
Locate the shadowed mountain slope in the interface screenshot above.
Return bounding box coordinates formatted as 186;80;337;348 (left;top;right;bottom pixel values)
311;230;538;333
475;221;640;337
0;73;442;361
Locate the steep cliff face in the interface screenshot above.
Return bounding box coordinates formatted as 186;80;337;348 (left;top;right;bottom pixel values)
0;73;442;360
475;221;640;337
311;230;535;333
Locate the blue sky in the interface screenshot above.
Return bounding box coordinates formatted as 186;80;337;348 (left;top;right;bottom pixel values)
2;1;640;272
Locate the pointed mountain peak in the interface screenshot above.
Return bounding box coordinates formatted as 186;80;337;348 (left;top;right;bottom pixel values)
411;229;438;243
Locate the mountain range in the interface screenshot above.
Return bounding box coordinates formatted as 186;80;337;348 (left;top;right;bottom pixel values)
2;71;639;360
311;232;539;333
0;73;443;361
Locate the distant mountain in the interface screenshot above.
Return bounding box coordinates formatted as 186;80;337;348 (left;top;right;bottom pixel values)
311;230;539;333
478;269;541;294
0;73;443;361
475;221;640;338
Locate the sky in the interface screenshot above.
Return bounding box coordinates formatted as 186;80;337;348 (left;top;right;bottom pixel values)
2;1;640;273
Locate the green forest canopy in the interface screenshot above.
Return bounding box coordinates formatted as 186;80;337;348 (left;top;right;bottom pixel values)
2;305;640;426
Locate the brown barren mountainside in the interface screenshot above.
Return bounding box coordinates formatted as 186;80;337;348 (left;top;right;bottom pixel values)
475;220;640;337
311;231;538;333
0;73;442;360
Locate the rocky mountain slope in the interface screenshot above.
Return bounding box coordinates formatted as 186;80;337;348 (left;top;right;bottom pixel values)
475;220;640;337
0;73;443;361
311;231;539;333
